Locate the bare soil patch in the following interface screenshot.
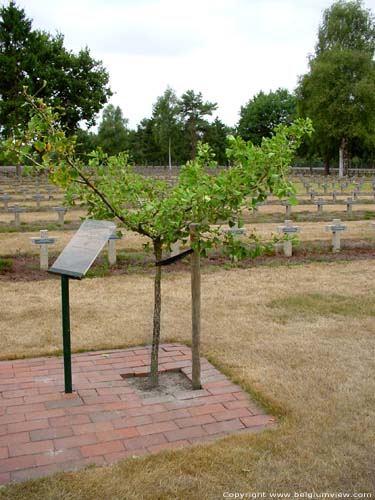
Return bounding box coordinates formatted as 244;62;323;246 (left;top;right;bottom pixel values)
125;370;192;398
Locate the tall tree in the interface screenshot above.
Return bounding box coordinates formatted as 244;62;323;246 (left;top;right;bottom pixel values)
96;104;129;155
203;117;231;165
0;1;111;135
178;90;217;159
297;0;375;176
151;87;181;169
237;88;297;145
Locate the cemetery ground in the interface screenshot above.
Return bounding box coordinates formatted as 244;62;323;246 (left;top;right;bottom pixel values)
0;174;374;498
0;260;374;498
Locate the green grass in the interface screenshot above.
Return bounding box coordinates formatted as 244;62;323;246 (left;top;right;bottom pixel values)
268;292;375;320
0;258;12;273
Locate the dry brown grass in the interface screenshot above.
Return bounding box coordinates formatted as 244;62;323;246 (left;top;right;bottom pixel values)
1;259;374;498
0;208;85;225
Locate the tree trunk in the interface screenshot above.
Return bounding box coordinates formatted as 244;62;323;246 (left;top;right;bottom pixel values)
339;137;348;177
149;238;162;387
168;136;172;171
324;156;330;175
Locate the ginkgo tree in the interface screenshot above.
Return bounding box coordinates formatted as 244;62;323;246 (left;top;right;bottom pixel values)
3;94;312;387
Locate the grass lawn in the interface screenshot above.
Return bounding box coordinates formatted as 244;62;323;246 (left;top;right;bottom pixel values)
0;259;374;498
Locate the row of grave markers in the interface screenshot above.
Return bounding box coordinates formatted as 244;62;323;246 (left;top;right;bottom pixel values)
29;220;375;271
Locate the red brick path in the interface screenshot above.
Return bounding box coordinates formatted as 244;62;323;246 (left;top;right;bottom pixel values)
0;344;276;484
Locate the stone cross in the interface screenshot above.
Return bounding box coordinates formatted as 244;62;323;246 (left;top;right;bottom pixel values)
277;220;299;257
281;200;292;216
107;233;122;266
8;206;27;227
314;198;326;213
53;207;68;226
0;195;12;210
32;193;44;209
31;230;57;270
223;225;246;262
331;191;339;202
326;219;347;252
346;197;355;213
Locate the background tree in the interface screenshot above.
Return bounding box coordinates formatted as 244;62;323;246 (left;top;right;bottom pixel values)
0;1;111;136
202;117;231;165
178;90;217;159
297;0;375;176
151;87;181;169
96;104;129;155
3;94;312;387
237;88;297;145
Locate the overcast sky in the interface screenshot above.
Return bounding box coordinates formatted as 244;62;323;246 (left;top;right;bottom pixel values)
3;0;375;128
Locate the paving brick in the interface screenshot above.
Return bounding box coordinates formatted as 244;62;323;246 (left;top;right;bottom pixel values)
7;402;45;414
30;426;73;442
176;414;216;428
212;408;253;422
26;408;65;421
49;414;91;428
72;421;114;435
96;427;139;442
0;432;30;446
0;343;274;485
44;398;83;410
8;418;49;434
189;403;226;416
125;433;167;451
203;418;245;435
54;433;98;450
1;388;39;399
9;439;53;457
152;409;191;423
138;421;178;436
0;413;26;425
35;447;82;466
112;415;153;429
206;385;241;396
240;415;276;427
223;399;254;410
81;439;124;458
0;472;10;485
126;404;166;417
0;454;37;472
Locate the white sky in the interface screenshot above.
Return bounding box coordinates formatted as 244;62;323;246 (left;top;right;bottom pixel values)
3;0;375;129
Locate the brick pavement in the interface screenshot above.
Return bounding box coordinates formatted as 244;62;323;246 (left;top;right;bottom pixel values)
0;343;276;484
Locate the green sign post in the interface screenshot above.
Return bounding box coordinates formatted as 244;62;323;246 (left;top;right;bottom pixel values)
48;219;116;393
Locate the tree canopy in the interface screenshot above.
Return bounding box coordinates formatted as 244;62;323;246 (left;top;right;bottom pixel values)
0;1;112;136
297;0;375;174
237;88;297;145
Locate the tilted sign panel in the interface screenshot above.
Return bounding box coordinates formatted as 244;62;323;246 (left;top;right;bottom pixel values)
49;219;116;279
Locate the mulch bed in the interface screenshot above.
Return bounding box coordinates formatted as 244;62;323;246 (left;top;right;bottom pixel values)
1;243;375;282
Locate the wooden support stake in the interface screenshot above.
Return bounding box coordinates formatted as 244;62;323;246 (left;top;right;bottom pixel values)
190;224;201;390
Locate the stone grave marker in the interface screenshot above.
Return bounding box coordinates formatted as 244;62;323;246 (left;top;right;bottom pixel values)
326;219;347;252
53;207;68;226
31;229;57;270
8;206;27;226
346;197;355;213
0;195;12;210
314;198;326;213
277;220;299;257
